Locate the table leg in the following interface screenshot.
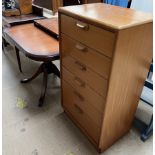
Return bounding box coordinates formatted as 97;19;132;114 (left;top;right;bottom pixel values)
48;62;60;78
2;37;9;52
21;63;44;83
15;47;22;73
38;67;48;107
21;61;60;107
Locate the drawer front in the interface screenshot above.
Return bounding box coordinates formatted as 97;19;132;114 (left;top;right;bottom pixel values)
62;80;101;143
62;79;103;127
61;34;111;79
62;67;106;113
60;14;115;58
62;55;108;98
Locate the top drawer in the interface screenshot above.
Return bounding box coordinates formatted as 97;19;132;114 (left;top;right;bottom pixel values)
60;14;116;58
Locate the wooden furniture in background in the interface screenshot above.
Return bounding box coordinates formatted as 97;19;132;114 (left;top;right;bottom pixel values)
18;0;32;15
2;8;20;17
52;0;63;14
59;3;153;153
2;5;44;27
33;0;52;10
33;0;63;14
63;0;80;6
4;20;60;106
82;0;102;3
33;0;101;14
63;0;102;6
2;4;44;72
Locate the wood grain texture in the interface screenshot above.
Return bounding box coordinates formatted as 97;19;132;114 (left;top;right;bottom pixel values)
18;0;32;15
62;80;101;143
64;109;99;147
52;0;63;14
59;3;152;31
4;23;59;61
99;23;153;151
35;18;58;35
62;55;108;98
59;3;153;153
61;14;115;57
62;77;103;127
61;33;111;79
34;18;59;39
62;67;106;113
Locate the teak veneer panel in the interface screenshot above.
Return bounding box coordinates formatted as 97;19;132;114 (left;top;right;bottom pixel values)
62;55;108;98
61;14;115;57
59;3;152;31
61;33;111;79
99;23;153;151
63;80;101;143
62;67;106;113
59;3;153;153
62;79;103;126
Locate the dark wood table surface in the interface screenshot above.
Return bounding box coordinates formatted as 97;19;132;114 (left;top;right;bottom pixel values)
3;18;60;107
2;14;45;27
4;23;59;61
34;18;59;39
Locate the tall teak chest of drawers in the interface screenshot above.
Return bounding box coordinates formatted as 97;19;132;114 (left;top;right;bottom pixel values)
58;3;153;152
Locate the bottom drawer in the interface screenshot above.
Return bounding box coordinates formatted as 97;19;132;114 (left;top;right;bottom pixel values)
62;80;101;143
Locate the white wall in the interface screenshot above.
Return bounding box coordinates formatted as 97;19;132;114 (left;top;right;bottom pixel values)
130;0;153;13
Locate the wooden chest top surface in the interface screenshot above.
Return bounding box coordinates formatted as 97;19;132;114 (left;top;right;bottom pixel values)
59;3;152;30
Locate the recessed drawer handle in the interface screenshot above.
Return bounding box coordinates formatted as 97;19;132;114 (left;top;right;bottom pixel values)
74;104;83;114
75;43;87;52
73;91;84;101
74;77;85;87
75;61;86;71
76;22;89;30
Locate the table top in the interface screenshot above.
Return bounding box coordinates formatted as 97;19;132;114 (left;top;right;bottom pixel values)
34;18;59;39
4;23;59;61
59;3;153;30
